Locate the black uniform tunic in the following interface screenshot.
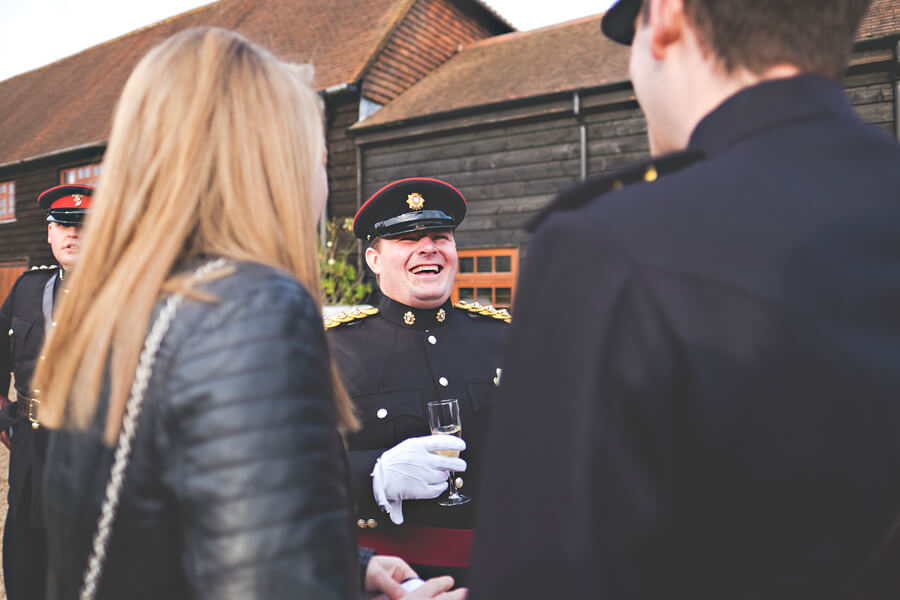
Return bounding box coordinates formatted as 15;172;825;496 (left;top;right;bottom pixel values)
0;265;61;600
469;75;900;599
327;295;507;579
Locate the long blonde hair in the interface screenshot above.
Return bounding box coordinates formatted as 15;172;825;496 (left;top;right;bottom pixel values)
33;27;357;443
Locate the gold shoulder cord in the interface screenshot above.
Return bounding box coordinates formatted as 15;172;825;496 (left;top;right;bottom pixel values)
324;306;379;329
453;300;511;324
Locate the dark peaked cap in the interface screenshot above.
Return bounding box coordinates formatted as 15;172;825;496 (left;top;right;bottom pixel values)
602;0;642;45
353;178;467;241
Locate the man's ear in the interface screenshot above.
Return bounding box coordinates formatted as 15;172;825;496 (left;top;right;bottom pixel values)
365;246;381;275
648;0;686;61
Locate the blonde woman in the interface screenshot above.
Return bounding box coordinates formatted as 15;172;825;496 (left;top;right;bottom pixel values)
33;28;463;600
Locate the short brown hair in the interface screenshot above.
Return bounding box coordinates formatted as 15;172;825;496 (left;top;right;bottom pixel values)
647;0;872;79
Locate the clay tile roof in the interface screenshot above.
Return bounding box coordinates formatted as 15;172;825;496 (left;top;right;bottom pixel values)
857;0;900;39
0;0;416;167
356;0;900;130
355;14;626;129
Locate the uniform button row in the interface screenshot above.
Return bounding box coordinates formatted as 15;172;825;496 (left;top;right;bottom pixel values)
357;518;378;529
376;408;388;419
427;335;437;345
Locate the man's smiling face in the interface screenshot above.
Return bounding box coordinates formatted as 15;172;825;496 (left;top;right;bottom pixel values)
366;230;458;309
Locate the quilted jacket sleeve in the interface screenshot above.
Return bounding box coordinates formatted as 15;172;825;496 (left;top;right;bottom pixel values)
160;271;357;600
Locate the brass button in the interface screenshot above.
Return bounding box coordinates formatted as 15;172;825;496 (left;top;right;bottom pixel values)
438;377;448;387
644;166;658;182
357;519;367;529
7;329;12;337
427;335;437;345
366;519;378;528
454;477;464;489
376;408;388;419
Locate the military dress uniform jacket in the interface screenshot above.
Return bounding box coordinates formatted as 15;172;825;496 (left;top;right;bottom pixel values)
327;296;508;541
0;266;61;526
470;74;900;600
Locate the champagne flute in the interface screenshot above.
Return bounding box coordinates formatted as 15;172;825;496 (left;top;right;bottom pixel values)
426;398;471;506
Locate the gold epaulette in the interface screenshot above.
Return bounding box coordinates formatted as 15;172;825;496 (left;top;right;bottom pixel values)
454;301;511;324
324;306;379;329
29;265;58;271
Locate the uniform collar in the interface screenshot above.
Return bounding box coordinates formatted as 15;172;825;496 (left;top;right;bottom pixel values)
688;74;851;155
378;296;453;330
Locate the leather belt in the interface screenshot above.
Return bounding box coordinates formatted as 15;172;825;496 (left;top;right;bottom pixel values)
17;396;40;429
357;526;473;568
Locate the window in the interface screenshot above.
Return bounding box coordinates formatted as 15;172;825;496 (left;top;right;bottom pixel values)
60;162;103;186
0;181;14;223
453;248;518;311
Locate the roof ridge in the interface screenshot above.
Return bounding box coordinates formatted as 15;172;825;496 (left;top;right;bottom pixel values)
462;12;605;50
1;0;223;85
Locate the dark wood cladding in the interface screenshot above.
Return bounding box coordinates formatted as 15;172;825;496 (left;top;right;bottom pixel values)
325;89;364;219
361;0;499;106
356;51;897;259
844;70;896;134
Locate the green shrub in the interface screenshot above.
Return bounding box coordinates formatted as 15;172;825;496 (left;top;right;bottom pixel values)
319;217;372;306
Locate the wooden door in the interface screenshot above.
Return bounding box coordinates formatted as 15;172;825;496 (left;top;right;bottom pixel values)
0;260;27;304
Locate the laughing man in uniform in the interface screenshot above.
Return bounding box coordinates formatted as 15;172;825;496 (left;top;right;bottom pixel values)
327;178;509;585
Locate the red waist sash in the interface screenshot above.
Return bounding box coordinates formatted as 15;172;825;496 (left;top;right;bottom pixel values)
358;526;473;568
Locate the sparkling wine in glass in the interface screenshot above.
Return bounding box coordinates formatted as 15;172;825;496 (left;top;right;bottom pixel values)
426;398;471;506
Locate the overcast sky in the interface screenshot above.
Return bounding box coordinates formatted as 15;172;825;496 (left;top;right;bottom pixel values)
0;0;617;82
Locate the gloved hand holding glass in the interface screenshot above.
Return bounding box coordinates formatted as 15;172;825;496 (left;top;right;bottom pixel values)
372;431;467;525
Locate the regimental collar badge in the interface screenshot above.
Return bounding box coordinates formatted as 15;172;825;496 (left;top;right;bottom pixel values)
403;311;416;325
436;308;446;323
72;194;83;207
406;192;425;211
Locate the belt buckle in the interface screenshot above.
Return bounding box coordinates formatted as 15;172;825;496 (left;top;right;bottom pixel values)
27;398;39;429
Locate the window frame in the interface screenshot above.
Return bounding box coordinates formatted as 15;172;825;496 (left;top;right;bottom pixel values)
0;180;15;224
60;162;103;187
452;247;518;311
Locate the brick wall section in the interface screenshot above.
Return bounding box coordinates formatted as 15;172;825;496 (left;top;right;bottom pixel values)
361;0;497;106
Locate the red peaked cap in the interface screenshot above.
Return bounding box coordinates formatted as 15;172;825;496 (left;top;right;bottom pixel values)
38;184;95;225
353;178;467;241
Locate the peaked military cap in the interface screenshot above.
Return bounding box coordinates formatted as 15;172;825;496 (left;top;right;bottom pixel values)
602;0;642;45
37;184;95;225
353;178;467;241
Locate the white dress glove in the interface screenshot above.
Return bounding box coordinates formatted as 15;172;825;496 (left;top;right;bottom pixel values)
372;434;467;525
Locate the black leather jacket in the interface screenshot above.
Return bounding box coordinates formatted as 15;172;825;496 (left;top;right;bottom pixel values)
43;260;358;599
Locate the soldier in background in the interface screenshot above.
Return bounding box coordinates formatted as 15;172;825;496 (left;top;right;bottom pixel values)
0;184;93;600
327;178;509;586
470;0;900;598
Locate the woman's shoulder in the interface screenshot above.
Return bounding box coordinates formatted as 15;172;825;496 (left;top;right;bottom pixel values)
166;259;321;346
204;259;307;296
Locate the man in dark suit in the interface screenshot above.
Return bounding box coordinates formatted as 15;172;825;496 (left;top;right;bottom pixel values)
327;178;509;585
0;184;93;600
470;1;900;598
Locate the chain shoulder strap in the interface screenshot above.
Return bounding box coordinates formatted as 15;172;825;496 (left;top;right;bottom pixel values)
79;258;226;600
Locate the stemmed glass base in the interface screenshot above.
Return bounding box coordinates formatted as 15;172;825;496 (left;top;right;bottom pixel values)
439;474;471;506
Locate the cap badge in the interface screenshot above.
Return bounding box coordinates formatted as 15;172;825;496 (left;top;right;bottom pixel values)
72;194;84;206
436;308;446;323
406;193;425;211
403;311;415;326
